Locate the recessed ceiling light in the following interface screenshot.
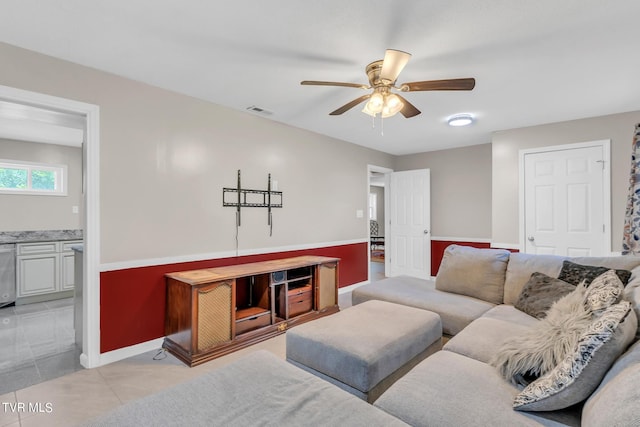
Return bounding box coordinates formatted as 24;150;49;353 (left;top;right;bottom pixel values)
447;113;474;127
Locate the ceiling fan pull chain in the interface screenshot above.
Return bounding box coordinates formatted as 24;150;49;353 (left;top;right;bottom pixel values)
381;115;384;136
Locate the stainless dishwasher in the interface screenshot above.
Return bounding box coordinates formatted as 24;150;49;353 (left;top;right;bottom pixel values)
0;244;16;308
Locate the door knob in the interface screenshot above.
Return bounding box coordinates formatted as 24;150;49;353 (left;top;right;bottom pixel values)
527;236;535;242
424;230;430;234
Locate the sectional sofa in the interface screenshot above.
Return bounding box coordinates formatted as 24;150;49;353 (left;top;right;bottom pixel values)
354;245;640;426
85;245;640;426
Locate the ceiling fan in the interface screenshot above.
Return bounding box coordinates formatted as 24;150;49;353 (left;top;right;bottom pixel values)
301;49;475;119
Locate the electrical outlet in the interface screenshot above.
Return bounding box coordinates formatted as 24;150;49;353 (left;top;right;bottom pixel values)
356;209;364;218
72;206;79;214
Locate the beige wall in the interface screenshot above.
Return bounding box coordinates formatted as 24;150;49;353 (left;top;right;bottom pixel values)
395;143;492;239
0;138;82;231
492;110;640;250
0;42;394;263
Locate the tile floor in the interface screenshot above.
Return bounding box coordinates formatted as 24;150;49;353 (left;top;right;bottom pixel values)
370;259;385;281
0;298;81;396
0;266;384;427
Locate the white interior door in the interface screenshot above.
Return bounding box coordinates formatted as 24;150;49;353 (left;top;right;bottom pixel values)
522;142;609;256
387;169;431;278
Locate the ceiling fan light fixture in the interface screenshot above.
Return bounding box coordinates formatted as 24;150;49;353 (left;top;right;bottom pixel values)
362;103;377;117
381;94;404;118
368;92;384;111
447;113;474;127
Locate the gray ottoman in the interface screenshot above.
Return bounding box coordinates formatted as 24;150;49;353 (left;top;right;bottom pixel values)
286;299;442;403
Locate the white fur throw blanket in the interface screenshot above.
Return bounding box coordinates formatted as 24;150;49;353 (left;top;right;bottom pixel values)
492;270;624;385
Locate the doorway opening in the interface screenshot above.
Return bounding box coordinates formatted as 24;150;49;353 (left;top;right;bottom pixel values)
0;84;101;371
368;165;392;282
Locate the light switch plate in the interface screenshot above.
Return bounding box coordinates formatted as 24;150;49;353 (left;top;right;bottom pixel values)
356;209;364;218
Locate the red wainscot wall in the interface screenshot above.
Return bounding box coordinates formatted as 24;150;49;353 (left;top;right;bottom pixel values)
431;240;519;276
100;242;368;353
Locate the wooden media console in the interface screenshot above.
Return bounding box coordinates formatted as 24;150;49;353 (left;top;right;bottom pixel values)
163;255;340;366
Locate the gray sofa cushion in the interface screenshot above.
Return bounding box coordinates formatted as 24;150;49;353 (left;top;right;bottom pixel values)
82;350;408;427
435;244;510;304
571;255;640;273
624;265;640;339
444;317;533;364
582;340;640;427
481;304;541;327
375;350;581;427
352;276;494;335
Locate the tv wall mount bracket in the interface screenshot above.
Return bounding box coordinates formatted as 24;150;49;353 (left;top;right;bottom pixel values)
223;170;282;236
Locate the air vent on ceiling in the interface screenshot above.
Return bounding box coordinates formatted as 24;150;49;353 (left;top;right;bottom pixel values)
246;105;273;115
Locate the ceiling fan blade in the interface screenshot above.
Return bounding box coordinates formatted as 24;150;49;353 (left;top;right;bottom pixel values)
401;78;476;92
395;94;421;118
329;94;371;115
380;49;412;84
301;80;369;89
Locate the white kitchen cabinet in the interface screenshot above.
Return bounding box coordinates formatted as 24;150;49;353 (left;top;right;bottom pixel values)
17;252;58;296
60;251;76;291
17;240;82;302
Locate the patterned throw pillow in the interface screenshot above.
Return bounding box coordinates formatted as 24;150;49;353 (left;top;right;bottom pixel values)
514;272;576;319
557;261;631;287
584;270;624;314
513;301;636;411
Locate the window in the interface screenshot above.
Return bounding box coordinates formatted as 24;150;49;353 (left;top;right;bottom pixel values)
0;159;67;195
369;193;377;220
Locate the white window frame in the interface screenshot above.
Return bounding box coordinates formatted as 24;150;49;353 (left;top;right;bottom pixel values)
0;159;67;196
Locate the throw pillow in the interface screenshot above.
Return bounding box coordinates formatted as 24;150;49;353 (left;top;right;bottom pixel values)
514;301;636;411
435;245;510;305
557;261;631;287
584;270;624;314
514;272;576;319
492;284;591;383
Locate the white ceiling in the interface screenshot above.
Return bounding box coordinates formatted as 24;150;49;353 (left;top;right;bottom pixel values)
1;1;639;155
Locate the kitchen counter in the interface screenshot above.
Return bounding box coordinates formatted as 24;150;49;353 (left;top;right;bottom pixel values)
0;229;83;244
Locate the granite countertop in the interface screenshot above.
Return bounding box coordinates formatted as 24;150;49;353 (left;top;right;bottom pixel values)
0;229;83;244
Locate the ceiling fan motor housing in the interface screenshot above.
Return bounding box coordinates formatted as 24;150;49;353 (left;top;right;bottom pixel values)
366;60;388;87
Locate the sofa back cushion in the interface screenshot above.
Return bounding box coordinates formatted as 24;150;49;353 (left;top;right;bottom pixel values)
624;264;640;339
582;339;640;427
504;253;568;305
504;254;640;305
435;245;510;304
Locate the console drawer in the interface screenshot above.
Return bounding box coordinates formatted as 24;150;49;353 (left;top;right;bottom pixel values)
287;285;312;317
235;308;271;335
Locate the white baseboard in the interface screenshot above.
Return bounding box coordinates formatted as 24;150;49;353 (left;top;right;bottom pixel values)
338;280;370;294
490;242;521;250
82;337;165;368
430;236;491;243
